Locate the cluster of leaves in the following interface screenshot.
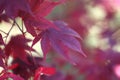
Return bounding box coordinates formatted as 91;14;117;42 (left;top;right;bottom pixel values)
1;0;120;80
0;0;85;80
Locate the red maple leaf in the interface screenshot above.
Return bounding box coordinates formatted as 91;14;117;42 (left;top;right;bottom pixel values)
5;35;33;63
34;67;56;80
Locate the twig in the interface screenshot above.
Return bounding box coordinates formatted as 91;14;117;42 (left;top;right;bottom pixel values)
5;21;15;43
15;21;25;36
0;29;7;35
21;20;24;31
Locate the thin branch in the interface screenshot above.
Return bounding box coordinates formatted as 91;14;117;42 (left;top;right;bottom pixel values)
21;20;24;31
5;21;15;43
0;29;7;35
15;21;25;36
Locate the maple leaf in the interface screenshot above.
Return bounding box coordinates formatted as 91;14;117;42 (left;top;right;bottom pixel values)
43;21;85;57
5;35;33;63
28;0;63;17
53;21;82;39
24;16;57;36
32;21;85;63
34;0;60;17
22;0;62;36
41;32;51;59
34;67;56;80
11;56;44;80
11;58;34;80
0;0;32;19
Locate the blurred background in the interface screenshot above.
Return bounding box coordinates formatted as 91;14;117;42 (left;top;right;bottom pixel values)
43;0;120;80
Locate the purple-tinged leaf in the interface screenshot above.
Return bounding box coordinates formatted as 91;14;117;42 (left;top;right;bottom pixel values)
54;21;82;39
46;21;85;57
36;17;58;30
3;0;32;19
51;40;69;59
60;35;85;56
33;21;85;63
41;33;51;59
49;36;69;59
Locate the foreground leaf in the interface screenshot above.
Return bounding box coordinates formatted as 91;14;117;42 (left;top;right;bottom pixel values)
5;35;32;63
32;21;85;63
34;67;56;80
